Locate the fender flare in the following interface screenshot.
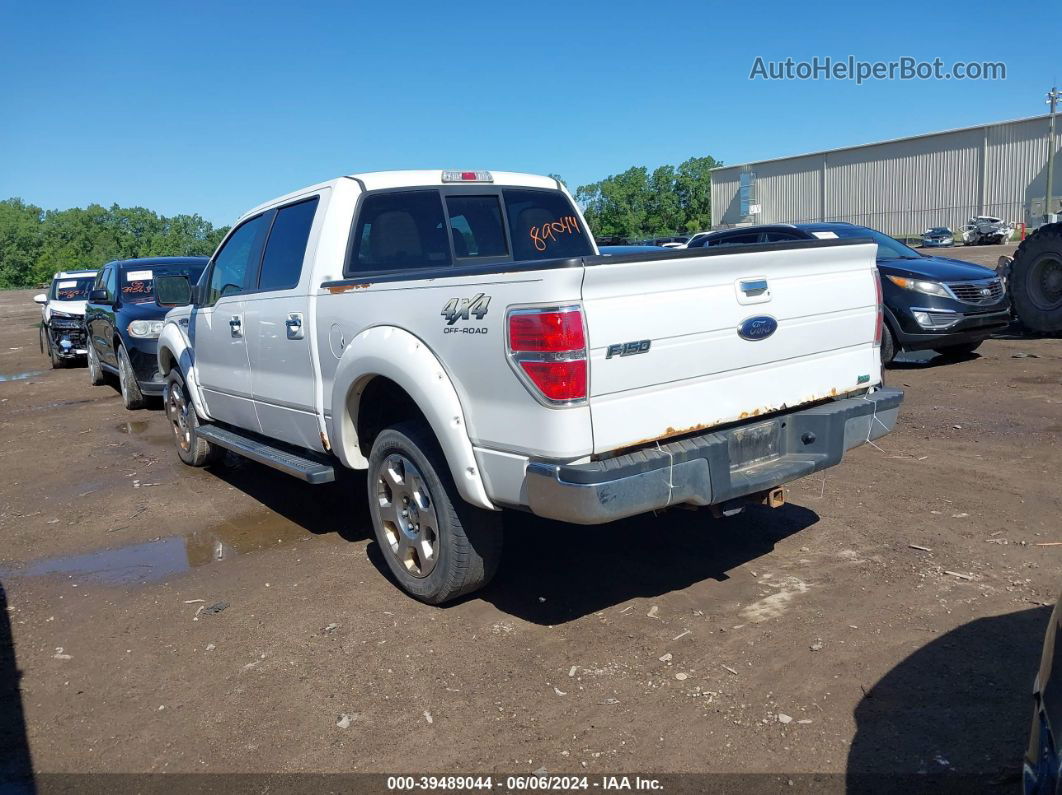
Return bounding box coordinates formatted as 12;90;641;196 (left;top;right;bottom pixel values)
330;325;496;511
157;319;211;421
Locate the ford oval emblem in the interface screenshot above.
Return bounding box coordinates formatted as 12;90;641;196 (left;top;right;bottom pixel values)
737;315;777;341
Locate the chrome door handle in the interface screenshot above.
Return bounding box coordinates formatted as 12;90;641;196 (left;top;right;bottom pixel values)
285;313;304;340
740;279;769;295
229;316;242;337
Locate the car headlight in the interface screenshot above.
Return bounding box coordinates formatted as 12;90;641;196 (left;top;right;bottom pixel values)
886;275;951;298
127;320;164;339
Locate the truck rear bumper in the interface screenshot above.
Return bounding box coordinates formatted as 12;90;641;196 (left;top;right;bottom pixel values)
524;387;903;524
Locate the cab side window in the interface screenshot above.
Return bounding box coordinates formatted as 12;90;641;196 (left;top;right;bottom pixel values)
257;197;319;291
207;214;269;305
349;190;451;273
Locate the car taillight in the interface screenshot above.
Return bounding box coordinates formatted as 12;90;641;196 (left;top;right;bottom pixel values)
507;307;587;404
873;269;883;347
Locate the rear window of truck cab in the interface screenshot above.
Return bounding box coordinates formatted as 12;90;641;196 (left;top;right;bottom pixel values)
348;187;592;274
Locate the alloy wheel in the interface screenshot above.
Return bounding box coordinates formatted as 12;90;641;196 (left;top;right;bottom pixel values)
165;383;192;452
375;454;440;578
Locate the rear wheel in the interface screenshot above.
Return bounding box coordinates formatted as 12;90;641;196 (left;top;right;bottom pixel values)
934;340;982;358
116;343;146;410
164;368;221;466
367;422;502;604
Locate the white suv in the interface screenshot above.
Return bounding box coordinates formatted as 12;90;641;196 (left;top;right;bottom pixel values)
34;270;97;368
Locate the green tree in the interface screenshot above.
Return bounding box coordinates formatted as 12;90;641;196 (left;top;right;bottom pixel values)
0;199;45;288
0;199;230;288
574;154;722;241
674;155;721;233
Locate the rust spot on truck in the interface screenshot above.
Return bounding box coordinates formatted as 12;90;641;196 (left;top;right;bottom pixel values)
326;283;372;294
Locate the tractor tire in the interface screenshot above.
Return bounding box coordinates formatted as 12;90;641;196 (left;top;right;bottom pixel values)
1009;223;1062;333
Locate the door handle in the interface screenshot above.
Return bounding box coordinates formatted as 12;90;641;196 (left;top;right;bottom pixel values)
739;279;769;295
229;316;243;337
285;313;304;340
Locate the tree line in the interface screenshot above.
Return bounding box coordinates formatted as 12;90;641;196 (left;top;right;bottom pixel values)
0;199;229;289
572;155;722;241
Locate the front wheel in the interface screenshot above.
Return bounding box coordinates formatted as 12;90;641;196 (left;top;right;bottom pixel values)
880;323;897;366
164;369;222;466
45;329;66;369
116;343;146;410
87;341;105;385
368;422;502;604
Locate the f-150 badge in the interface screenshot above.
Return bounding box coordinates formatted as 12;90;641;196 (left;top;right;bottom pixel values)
441;293;490;328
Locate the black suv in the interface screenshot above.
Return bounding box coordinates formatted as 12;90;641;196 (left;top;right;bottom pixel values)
688;223;1011;364
86;257;207;408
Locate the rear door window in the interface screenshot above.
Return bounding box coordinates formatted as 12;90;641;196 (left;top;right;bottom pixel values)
503;189;593;260
351;191;451;272
763;231;801;242
445;195;508;259
258;196;319;291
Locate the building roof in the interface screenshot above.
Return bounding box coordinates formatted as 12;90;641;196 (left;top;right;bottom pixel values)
712;113;1053;172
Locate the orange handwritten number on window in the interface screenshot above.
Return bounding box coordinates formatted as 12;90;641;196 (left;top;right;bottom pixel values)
529;216;580;252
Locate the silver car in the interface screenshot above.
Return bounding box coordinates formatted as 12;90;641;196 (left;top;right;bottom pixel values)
921;227;954;247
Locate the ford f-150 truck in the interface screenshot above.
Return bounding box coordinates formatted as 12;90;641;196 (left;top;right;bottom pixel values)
157;170;903;603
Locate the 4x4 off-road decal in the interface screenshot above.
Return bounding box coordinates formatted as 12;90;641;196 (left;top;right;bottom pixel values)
441;293;490;334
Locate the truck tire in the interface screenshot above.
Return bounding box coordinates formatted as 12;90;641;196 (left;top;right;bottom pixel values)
367;422;502;604
934;340;982;358
1009;223;1062;333
117;343;146;410
87;342;105;385
164;368;222;467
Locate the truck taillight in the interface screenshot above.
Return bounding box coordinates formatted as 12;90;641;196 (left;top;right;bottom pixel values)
873;269;883;347
507;307;587;405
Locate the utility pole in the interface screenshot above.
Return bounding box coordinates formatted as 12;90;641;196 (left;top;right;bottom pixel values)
1047;86;1060;222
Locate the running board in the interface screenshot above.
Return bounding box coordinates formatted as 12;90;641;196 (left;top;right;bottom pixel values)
197;425;336;484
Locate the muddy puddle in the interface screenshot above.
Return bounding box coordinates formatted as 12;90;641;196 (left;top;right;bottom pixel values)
0;371;44;382
116;420;151;434
0;512;312;587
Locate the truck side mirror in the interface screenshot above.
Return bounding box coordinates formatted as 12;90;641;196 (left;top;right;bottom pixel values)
89;289;109;304
33;293;47;304
155;274;192;307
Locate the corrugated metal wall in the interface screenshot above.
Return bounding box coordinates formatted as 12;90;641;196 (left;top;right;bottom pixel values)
711;114;1060;236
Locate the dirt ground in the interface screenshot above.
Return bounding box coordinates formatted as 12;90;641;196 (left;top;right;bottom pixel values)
1;243;1059;784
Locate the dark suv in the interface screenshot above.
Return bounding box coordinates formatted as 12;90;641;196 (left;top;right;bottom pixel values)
688;223;1011;364
86;257;207;408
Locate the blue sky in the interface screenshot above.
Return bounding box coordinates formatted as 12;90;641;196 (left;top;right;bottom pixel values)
1;0;1055;225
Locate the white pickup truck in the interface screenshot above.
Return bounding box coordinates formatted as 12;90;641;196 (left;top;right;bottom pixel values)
157;170;902;603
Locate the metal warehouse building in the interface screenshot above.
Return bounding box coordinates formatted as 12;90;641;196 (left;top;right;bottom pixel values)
711;113;1060;237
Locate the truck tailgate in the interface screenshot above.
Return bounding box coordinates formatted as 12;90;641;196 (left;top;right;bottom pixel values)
581;239;881;454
